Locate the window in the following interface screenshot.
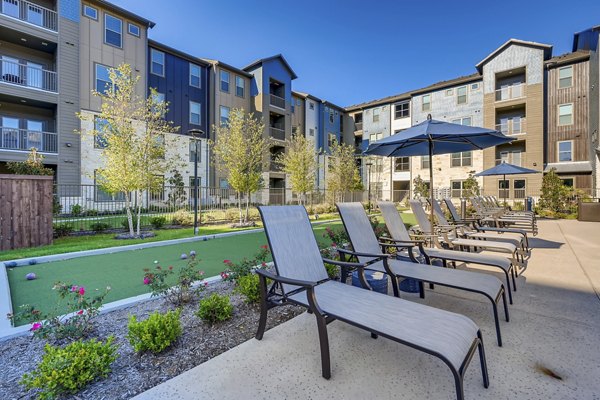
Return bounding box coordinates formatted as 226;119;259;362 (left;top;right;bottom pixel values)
446;89;453;96
190;64;201;88
514;179;526;199
189;101;201;125
219;178;229;189
329;110;334;123
328;133;336;148
220;70;230;92
451;181;464;198
451;151;472;167
457;86;467;104
220;106;230;126
151;175;165;200
394;101;410;119
189;176;201;201
104;14;122;48
95;64;114;94
83;5;97;19
189;139;201;162
422;94;431;111
151;49;165;76
309;102;315;110
128;23;140;37
498;179;509;199
296;99;301;106
151;91;165;117
94;117;109;148
561;178;574;187
451;117;472;126
94;170;125;202
558;141;572;162
499;150;522;166
154;134;165;159
27;61;43;89
309;128;315;136
558;66;573;89
421;155;430;169
372;108;380;122
394;157;409;171
558;103;573;126
235;76;244;97
471;83;479;90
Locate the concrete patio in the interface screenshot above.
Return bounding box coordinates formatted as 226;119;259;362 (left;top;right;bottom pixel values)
134;219;600;400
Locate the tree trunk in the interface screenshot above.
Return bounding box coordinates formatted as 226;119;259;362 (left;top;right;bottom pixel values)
136;190;143;236
238;192;243;225
245;192;250;222
125;192;134;237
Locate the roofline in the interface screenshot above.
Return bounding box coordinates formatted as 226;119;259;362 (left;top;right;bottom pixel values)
346;92;411;112
476;38;553;72
242;54;298;80
89;0;155;27
322;100;344;111
545;51;590;69
148;40;210;67
410;74;481;96
201;59;253;78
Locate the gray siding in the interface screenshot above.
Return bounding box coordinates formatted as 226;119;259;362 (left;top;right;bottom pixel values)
482;45;545;94
412;80;484;126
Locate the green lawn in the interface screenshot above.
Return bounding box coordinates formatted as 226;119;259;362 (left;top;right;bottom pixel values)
7;222;344;324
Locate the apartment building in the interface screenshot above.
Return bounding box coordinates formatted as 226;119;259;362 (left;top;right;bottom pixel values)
0;0;79;187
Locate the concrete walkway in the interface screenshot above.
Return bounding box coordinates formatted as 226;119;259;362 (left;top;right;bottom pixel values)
135;219;600;400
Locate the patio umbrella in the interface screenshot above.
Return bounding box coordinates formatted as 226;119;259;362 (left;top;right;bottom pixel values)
475;161;539;206
365;114;512;234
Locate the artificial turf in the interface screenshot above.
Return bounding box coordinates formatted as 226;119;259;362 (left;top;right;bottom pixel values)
7;222;344;324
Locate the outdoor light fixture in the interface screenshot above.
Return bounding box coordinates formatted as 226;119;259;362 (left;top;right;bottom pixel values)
65;142;72;147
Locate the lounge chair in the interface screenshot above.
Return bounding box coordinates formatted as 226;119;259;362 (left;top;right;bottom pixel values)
378;201;516;305
444;198;529;248
471;197;537;235
410;200;525;278
255;205;489;400
337;202;509;346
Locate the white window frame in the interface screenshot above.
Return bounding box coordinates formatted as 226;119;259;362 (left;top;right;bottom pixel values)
150;49;165;77
558;103;573;126
128;23;140;37
372;108;380;122
451;151;472;167
422;94;431;111
450;180;465;198
189;63;201;88
104;14;123;48
220;70;230;92
189;101;201;125
220;105;230;126
421;155;430;169
235;76;244;97
557;140;573;162
558;66;573;89
83;4;97;20
394;101;410;119
95;63;113;95
456;86;467;105
394;157;410;172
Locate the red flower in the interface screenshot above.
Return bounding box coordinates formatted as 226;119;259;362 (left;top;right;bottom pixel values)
203;282;208;287
223;259;231;264
168;266;174;270
77;310;84;315
261;262;267;267
261;245;268;249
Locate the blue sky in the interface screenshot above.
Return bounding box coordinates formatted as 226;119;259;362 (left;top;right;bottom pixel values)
117;0;600;107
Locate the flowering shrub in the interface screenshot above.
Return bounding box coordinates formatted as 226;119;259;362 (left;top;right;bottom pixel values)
127;309;182;354
8;282;110;340
220;245;270;282
196;293;233;324
143;255;206;306
20;337;118;399
323;226;349;248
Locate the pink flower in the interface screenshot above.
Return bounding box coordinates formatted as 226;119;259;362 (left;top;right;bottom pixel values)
261;262;267;267
78;287;85;296
77;310;84;315
143;276;152;285
223;260;231;264
203;282;208;287
261;245;268;250
71;285;78;292
30;322;42;331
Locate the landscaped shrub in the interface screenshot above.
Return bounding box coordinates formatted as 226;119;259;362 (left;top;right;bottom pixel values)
9;282;111;340
90;222;110;233
20;337;118;400
150;216;167;229
52;196;62;215
172;209;194;226
196;293;233;324
234;273;264;304
220;245;270;282
224;208;239;222
143;255;206;306
70;204;82;216
83;209;99;216
121;219;130;229
53;223;74;237
323;226;349;247
127;309;182;354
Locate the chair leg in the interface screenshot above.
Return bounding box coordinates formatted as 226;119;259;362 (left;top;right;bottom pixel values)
477;331;490;388
502;290;510;322
503;270;513;304
315;314;331;379
511;267;517;291
255;278;269;340
390;274;400;298
419;281;425;299
492;301;502;347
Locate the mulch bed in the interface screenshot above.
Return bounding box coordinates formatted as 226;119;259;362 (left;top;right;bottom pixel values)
0;280;304;399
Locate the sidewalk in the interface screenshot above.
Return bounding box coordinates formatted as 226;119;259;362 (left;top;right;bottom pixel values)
134;219;600;400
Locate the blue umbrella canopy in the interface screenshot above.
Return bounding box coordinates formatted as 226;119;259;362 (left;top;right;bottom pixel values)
364;116;513;233
475;162;538;177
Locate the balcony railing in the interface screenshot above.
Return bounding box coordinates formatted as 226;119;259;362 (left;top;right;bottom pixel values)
270;127;285;141
495;155;525;167
269;160;282;172
1;127;58;153
0;0;58;31
1;57;57;92
270;94;285;109
495;83;526;101
495;118;526;136
354;122;363;131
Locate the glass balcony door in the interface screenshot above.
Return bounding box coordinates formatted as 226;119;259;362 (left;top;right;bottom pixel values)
2;116;19;149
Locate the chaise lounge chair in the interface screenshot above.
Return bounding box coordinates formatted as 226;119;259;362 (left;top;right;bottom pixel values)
255;205;489;400
336;202;509;346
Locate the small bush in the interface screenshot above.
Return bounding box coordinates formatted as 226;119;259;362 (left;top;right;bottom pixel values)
143;256;205;305
83;209;98;216
70;204;82;216
52;196;62;215
121;219;130;229
127;309;182;354
90;222;110;233
54;223;74;237
224;208;239;222
172;209;194;226
20;337;118;400
150;216;167;229
234;273;264;304
221;246;270;282
196;293;233;324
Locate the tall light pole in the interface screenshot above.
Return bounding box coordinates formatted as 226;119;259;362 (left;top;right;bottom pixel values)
366;160;373;213
188;129;204;235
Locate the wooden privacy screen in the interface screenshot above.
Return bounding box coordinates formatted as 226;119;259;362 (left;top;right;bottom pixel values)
0;175;53;251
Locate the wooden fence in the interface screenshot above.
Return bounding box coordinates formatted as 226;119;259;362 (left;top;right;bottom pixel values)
0;174;53;251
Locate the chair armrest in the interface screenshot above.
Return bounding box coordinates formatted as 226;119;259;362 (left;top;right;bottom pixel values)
322;257;380;269
379;237;427;245
337;247;391;259
255;269;317;288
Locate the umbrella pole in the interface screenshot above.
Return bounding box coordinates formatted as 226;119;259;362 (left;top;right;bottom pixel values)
429;138;435;237
503;173;507;210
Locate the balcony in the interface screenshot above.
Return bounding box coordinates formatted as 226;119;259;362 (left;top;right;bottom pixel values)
269;160;282;172
495;83;526;102
1;126;58;153
270;94;285;109
270;127;285;141
495;118;526;136
354;122;363;131
0;0;58;31
1;57;57;92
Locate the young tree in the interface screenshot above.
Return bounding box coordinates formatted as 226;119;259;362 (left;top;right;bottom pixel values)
276;134;316;205
326;139;363;203
80;63;179;237
539;168;571;213
167;169;187;208
211;108;268;224
412;175;429;198
462;173;481;198
7;148;54;176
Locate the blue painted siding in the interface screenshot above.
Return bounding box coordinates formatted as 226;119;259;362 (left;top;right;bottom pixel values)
317;103;343;153
147;47;209;137
260;59;292;103
60;0;80;22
